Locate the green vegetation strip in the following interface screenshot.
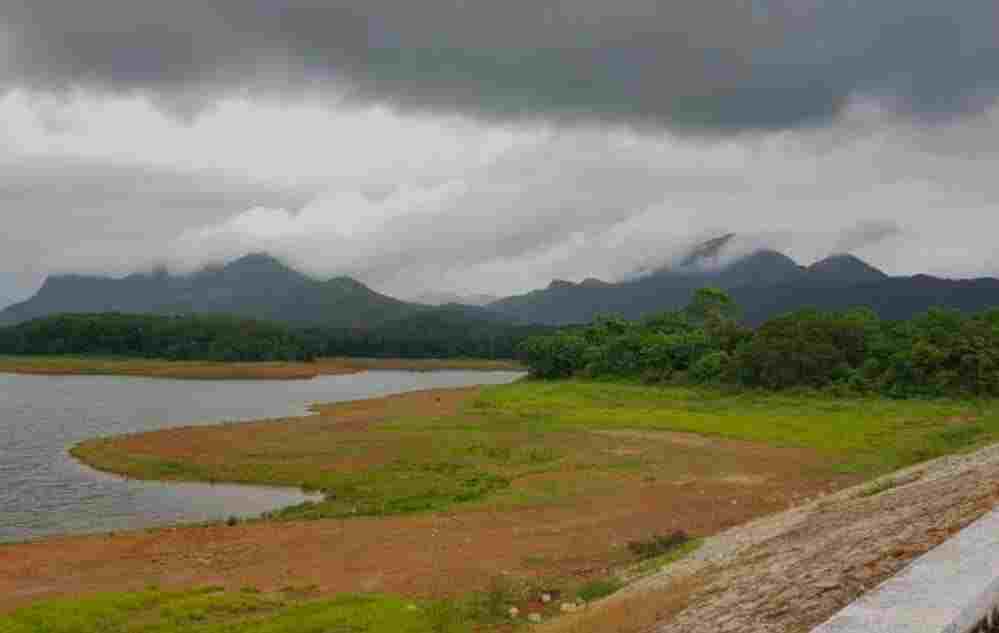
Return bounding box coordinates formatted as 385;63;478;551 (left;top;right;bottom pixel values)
0;589;468;633
521;288;999;399
475;381;999;474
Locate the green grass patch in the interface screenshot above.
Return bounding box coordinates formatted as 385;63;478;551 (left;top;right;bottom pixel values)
0;588;470;633
627;531;691;560
474;381;999;475
576;578;624;602
70;380;999;521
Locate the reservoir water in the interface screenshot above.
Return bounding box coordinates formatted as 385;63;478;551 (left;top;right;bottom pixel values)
0;369;523;542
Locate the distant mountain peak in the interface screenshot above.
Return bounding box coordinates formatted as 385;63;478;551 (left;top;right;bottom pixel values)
808;253;887;284
717;249;805;287
579;277;610;288
547;279;576;290
0;253;417;327
222;252;297;274
680;233;737;268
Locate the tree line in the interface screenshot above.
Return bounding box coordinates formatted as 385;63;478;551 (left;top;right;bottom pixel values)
520;288;999;398
0;312;549;362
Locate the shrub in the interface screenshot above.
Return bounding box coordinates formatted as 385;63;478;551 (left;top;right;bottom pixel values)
577;578;623;602
627;531;690;560
520;334;588;379
690;351;729;383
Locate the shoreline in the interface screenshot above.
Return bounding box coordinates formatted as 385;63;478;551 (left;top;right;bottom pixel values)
6;381;995;631
2;381;847;621
0;356;524;381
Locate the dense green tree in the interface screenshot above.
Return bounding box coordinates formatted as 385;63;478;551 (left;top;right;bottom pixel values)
686;287;740;329
520;289;999;398
0;312;549;363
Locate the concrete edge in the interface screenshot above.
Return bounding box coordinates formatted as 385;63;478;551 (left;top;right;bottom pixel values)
812;507;999;633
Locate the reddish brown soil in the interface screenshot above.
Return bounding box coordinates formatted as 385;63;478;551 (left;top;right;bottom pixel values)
0;389;855;613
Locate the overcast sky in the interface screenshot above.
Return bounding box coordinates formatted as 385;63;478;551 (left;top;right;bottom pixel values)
1;1;998;306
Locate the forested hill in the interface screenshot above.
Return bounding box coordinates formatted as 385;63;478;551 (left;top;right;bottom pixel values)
0;254;421;328
489;242;999;325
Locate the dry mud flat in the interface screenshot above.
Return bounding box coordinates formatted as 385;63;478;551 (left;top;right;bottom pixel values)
551;441;999;633
0;388;847;614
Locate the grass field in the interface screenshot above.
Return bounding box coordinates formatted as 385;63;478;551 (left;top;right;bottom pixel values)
21;381;999;633
0;355;522;380
72;381;999;521
0;549;704;633
0;588;469;633
475;381;998;475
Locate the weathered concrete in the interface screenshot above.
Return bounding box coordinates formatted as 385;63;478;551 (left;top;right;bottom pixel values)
812;508;999;633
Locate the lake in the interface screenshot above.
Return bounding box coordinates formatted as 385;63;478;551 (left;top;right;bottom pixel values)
0;369;523;542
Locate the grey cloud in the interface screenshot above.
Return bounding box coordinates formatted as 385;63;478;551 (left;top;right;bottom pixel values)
4;95;999;307
0;155;309;304
1;1;997;131
832;220;903;254
163;107;999;301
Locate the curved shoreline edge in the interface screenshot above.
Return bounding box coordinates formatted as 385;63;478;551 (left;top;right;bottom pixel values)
0;356;524;380
65;386;486;492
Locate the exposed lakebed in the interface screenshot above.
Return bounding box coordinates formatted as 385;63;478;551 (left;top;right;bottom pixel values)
0;369;522;542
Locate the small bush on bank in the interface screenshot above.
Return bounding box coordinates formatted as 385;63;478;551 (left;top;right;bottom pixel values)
577;578;624;602
627;531;691;560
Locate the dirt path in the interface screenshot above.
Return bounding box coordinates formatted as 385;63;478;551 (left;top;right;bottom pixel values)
0;389;848;613
548;442;999;633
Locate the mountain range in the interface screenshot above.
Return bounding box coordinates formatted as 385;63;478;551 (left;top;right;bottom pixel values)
0;254;422;328
488;235;999;325
2;237;998;328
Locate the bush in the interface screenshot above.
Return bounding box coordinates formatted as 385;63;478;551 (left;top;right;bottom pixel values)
690;351;729;383
627;530;690;560
577;578;623;602
519;334;588;379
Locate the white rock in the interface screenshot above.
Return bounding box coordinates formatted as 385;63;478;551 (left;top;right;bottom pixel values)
528;612;543;623
561;602;578;613
508;606;520;619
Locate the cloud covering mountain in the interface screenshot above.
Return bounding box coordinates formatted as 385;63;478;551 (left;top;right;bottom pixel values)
1;2;998;308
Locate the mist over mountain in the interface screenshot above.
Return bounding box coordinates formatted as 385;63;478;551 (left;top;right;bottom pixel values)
489;236;999;325
3;237;998;329
0;254;419;328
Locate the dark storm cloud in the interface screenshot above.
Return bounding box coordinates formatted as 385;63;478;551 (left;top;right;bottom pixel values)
1;1;996;131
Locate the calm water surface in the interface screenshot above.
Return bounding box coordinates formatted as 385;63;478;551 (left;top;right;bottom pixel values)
0;370;522;542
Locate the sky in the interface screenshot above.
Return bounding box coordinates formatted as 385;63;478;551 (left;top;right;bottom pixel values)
1;1;998;306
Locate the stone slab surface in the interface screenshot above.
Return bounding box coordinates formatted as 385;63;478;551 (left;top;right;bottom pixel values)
812;508;999;633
